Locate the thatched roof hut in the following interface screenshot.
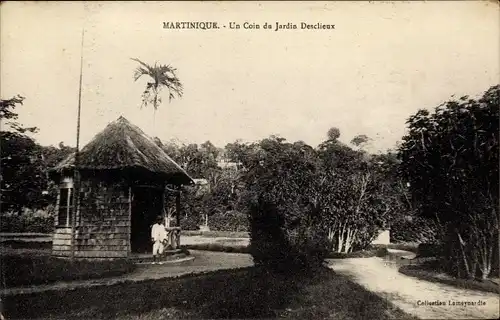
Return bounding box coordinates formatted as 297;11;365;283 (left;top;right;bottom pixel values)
51;116;193;185
51;116;193;259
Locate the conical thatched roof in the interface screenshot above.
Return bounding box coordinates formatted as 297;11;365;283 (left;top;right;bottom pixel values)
51;116;194;185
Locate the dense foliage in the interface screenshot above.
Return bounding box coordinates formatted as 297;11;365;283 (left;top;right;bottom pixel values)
398;85;499;279
0;211;54;233
317;141;404;252
1;96;75;218
390;215;439;244
239;137;329;271
221;131;412;270
157;139;246;231
1;131;49;213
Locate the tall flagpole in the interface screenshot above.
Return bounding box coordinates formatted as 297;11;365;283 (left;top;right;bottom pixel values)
70;25;85;261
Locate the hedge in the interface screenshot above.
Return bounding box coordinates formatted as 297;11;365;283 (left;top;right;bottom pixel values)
182;210;249;232
0;214;54;233
0;240;52;249
206;211;248;232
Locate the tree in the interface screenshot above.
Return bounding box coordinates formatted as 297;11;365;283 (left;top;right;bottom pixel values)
40;142;77;203
224;140;258;169
158;139;232;229
131;58;183;110
1;132;49;214
174;142;219;179
0;95;37;134
326;127;340;142
201;166;242;226
200;141;219;160
398;85;499;279
241;136;328;272
1;96;48;214
42;142;76;169
157;139;183;164
317;139;398;253
350;134;371;148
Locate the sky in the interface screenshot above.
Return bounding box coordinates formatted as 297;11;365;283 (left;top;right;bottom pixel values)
1;1;499;153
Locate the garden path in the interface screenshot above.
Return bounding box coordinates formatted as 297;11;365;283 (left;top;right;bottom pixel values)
326;254;499;319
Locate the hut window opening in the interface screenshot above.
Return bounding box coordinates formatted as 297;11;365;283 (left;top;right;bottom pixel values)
57;187;74;226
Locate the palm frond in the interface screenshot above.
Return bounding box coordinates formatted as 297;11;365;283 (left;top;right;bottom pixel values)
131;58;156;81
131;58;153;72
132;57;184;109
133;67;149;81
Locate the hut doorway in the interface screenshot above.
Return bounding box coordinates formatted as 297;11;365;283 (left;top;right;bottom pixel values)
130;186;164;253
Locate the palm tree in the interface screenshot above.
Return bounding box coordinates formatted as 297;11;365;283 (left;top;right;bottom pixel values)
131;58;183;110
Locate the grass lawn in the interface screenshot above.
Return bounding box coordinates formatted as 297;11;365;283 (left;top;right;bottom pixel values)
184;242;394;257
4;266;416;320
182;230;249;238
0;248;135;288
184;242;250;253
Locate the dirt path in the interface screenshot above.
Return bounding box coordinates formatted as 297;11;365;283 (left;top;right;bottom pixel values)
326;256;499;319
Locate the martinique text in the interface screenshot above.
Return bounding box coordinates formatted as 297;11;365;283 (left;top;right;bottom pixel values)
163;22;219;30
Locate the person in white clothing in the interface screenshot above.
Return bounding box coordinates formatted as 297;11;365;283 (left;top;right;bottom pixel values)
151;216;167;264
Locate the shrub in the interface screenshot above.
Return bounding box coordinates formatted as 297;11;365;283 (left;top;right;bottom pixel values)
417;243;444;258
247;200;329;273
0;240;52;249
0;213;54;233
182;210;248;232
181;213;200;230
207;210;248;232
375;247;390;257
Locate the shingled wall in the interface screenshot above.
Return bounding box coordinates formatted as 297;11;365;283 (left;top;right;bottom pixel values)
52;175;131;258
